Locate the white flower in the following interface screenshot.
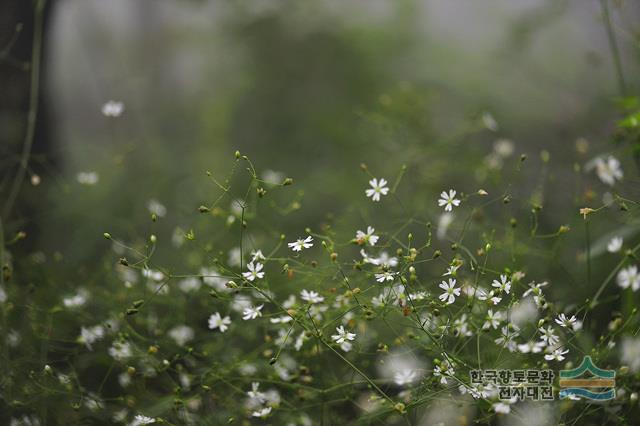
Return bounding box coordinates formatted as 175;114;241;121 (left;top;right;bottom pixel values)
433;360;455;385
438;278;460;305
147;199;166;218
76;171;99;185
621;337;640;372
544;347;569;362
538;326;560;347
242;262;265;281
208;313;231;332
375;271;396;283
365;178;389;202
108;341;132;361
595;155;623;186
79;325;105;350
492;402;512;414
438;189;461;212
495;326;519;352
300;289;324;304
491;274;511;294
288;236;313;252
517;340;545;354
362;250;398;268
178;277;201;293
607;236;623;253
482;112;498;131
617;266;640;291
242;304;264;320
555;313;578;329
168;325;194;346
131;415;155;426
101;100;124;117
63;289;89;308
443;264;461;276
247;382;267;403
251;407;272;418
393;369;417;386
356;226;379;246
482;309;503;330
331;326;356;345
250;250;266;262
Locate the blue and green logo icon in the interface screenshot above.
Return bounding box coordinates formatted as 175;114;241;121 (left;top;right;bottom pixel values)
559;356;616;401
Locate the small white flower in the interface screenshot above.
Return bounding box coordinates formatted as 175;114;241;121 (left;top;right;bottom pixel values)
331;326;356;345
438;189;461;212
76;171;99;185
365;178;389;202
147;199;166;218
491;274;511;294
433;360;455;385
288;236;314;252
544;347;569;362
438;278;460;305
517;340;545;354
492;401;512;414
555;313;578;329
242;262;265;281
63;289;89;308
482;309;503;330
300;289;324;304
168;325;194;346
356;226;379;246
393;369;417;386
247;382;267;403
595;155;623;186
443;264;461;276
251;407;272;418
375;271;396;283
495;326;519;352
607;236;623;253
242;304;264;320
101;100;124;117
79;325;105;350
108;341;132;361
131;414;156;426
208;312;231;332
250;249;266;261
617;266;640;291
538;326;560;347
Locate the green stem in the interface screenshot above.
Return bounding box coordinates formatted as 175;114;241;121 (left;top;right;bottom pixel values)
599;0;627;96
2;0;46;220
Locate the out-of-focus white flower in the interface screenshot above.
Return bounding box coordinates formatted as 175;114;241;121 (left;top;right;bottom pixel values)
109;341;132;361
393;369;417;386
617;266;640;291
437;213;454;240
76;171;99;185
607;236;623;253
79;325;105;350
208;312;231;332
63;289;89;308
251;407;272;418
482;112;498;131
365;178;389;202
594;155;623;186
101;100;124;117
168;325;194;346
262;169;285;186
147;199;166;218
300;289;324;304
178;277;201;293
130;414;155;426
621;337;640;372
